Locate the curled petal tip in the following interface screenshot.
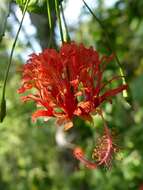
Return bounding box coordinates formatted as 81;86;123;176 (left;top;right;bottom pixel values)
17;87;26;94
64;121;73;131
73;147;97;169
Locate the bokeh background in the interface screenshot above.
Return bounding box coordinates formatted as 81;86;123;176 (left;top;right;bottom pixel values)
0;0;143;189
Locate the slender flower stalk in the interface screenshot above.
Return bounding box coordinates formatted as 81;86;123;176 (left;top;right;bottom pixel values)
47;0;55;48
55;0;64;43
47;0;52;30
60;3;71;42
0;0;30;122
82;0;131;105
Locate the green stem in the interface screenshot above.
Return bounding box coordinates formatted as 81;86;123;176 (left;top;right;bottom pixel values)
47;0;53;47
55;0;64;43
60;3;71;42
47;0;52;29
0;0;30;122
82;0;130;102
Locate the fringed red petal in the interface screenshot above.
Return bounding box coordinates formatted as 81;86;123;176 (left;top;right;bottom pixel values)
73;147;97;169
100;85;128;103
32;110;53;122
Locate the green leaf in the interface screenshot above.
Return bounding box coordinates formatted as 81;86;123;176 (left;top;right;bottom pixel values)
0;0;11;42
15;0;63;14
18;0;47;14
0;98;6;123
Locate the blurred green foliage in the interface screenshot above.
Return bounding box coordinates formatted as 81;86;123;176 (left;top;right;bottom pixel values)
0;0;143;189
0;0;11;42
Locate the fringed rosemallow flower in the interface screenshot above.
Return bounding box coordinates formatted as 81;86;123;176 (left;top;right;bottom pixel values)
18;42;127;168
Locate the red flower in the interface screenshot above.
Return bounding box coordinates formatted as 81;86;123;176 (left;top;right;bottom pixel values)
18;42;127;168
18;42;127;128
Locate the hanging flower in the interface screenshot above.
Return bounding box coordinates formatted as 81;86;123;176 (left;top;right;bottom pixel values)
18;42;127;168
18;42;127;127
